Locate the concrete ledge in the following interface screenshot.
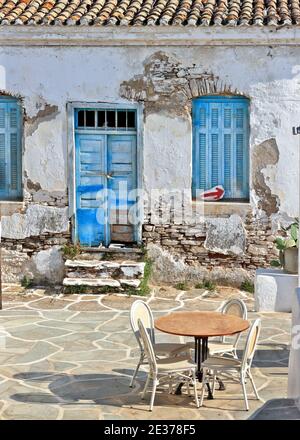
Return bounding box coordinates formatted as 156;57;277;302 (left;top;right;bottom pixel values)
255;268;297;312
192;201;251;217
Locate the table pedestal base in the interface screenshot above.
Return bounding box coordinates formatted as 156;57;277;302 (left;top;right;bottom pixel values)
175;336;213;399
195;337;213;399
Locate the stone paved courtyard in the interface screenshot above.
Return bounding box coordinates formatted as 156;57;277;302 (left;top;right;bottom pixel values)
0;285;295;420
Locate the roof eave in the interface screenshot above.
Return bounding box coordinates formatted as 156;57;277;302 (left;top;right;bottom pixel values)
1;25;300;46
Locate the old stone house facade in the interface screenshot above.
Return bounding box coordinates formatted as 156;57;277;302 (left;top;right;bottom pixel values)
0;0;299;286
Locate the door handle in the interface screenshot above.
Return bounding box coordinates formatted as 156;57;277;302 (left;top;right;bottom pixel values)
107;173;114;179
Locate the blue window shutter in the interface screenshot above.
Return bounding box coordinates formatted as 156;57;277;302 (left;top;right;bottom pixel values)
0;133;6;191
0;99;22;200
192;96;249;200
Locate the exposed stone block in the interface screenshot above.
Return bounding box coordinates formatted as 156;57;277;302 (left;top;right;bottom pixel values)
2;204;69;239
204;214;246;256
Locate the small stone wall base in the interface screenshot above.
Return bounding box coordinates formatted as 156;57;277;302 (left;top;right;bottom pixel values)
147;243;252;287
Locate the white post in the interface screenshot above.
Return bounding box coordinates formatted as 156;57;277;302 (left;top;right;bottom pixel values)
299;134;300;287
287;126;300;407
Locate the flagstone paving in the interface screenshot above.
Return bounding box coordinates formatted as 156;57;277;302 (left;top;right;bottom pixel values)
0;285;296;420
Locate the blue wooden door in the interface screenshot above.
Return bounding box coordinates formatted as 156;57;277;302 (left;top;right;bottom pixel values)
75;133;137;246
108;135;137;243
75;134;107;247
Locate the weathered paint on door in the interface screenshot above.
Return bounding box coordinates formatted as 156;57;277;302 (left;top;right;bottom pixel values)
108;135;137;243
75;133;107;247
75;132;137;247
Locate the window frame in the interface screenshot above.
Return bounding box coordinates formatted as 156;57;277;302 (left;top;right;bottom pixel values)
192;95;250;202
0;96;23;202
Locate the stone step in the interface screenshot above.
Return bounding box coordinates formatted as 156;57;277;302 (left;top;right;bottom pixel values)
63;278;121;287
64;260;145;279
65;260;120;269
84;245;143;254
63;277;141;289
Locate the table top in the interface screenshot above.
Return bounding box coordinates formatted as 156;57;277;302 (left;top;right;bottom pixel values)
155;311;250;338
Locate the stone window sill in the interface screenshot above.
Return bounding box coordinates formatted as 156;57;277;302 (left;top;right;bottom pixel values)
0;201;25;217
192;200;251;216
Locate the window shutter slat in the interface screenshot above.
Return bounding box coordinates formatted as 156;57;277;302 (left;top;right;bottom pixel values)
10;133;18;190
0;133;6;190
0;108;5;128
224;108;231;129
199;107;206;128
236;108;244;128
211;133;219;186
224;133;231;194
211;108;218;128
236;133;244;191
199;133;206;190
10;108;17;128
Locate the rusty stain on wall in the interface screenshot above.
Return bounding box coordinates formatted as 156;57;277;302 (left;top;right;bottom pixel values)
120;51;246;118
252;138;280;216
26;103;59;136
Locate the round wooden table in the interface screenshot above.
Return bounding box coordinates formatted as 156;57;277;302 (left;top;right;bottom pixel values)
155;311;250;398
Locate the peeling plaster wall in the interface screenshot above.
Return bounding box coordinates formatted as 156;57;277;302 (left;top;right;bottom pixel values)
1;43;300;284
1;45;299;217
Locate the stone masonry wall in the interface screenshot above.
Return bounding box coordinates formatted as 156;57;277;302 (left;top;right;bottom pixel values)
142;214;279;285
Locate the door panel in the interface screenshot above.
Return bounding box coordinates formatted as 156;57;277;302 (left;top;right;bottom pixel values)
75;131;137;247
107;135;136;243
75;134;107;247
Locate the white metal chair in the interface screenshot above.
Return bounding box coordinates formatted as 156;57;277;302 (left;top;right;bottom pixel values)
208;298;248;358
138;318;200;411
199;319;261;411
129;300;190;387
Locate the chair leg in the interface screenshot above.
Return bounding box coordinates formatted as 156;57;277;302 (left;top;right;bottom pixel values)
241;374;249;411
168;375;174;394
149;378;158;411
130;353;143;388
192;370;199;408
248;371;260;400
199;368;208;407
187;379;191;396
142;375;151;400
212;374;216;396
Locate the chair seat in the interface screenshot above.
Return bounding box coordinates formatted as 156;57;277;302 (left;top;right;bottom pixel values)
208;342;235;354
157;356;197;372
154;342;190;356
202;356;241;371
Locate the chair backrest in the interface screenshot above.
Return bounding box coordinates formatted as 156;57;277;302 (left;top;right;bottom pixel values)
138;319;157;376
241;319;261;371
220;298;248;345
221;298;248;319
130;300;155;351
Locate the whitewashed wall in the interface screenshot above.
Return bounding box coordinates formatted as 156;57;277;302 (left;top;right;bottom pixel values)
0;43;299;219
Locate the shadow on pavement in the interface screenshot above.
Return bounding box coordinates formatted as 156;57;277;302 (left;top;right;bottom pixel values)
249;398;300;420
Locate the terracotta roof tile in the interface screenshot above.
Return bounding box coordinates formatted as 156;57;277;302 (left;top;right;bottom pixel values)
0;0;300;25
